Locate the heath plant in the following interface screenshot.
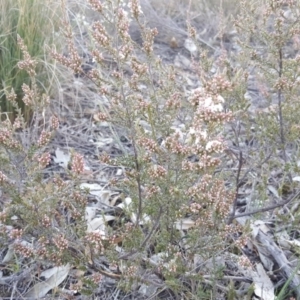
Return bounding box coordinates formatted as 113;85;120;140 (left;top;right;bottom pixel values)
53;0;241;297
0;0;63;122
223;0;300;223
2;0;300;298
0;38;95;298
62;0;300;297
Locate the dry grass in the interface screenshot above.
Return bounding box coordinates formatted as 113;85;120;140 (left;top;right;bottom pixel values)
0;0;66;122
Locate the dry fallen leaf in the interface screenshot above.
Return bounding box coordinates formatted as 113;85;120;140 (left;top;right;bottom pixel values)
2;243;14;263
80;183;112;206
251;263;275;300
53;148;71;168
251;220;271;238
86;215;115;234
117;197;150;224
25;264;71;298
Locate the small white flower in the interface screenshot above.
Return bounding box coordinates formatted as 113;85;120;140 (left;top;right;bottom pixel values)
189;88;224;112
206;140;222;152
170;125;185;142
202;95;224;112
186;128;207;145
128;0;143;15
189;128;196;135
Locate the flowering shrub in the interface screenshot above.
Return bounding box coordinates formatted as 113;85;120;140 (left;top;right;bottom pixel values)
0;37;91;297
1;0;300;298
52;0;239;296
0;0;246;298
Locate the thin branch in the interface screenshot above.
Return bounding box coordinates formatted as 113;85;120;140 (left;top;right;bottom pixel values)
131;137;143;227
118;206;163;260
277;48;292;183
237;151;272;189
231;189;300;220
88;264;121;280
227;150;243;224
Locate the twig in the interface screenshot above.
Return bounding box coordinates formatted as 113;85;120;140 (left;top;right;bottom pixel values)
226;150;272;224
237;151;272;188
227;150;243;225
87;264;121;280
277;48;293;183
118;206;163;260
231;189;300;220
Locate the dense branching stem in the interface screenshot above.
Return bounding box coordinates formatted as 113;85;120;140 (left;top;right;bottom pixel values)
278;49;285;159
277;48;292;183
227;150;243;225
132;138;143;227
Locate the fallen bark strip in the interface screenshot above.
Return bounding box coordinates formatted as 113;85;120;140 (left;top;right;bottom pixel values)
255;229;300;298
